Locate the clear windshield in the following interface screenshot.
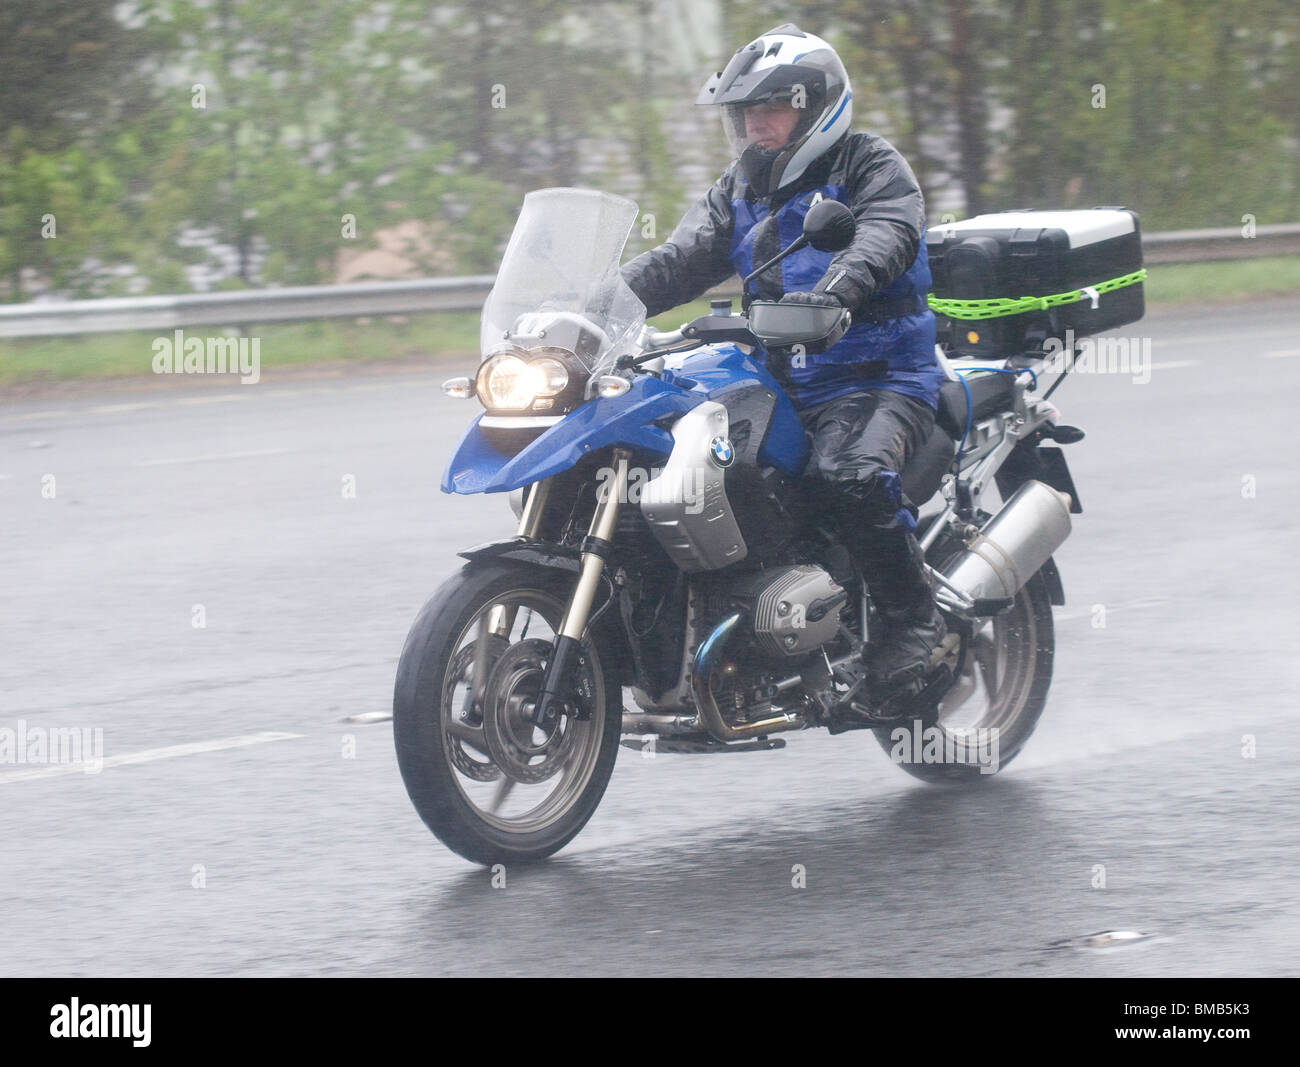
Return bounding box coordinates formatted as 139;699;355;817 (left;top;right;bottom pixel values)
481;188;647;374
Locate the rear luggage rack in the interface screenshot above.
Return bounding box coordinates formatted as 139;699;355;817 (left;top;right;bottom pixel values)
926;208;1146;359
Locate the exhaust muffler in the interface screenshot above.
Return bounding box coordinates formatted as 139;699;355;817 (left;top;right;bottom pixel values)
942;480;1072;607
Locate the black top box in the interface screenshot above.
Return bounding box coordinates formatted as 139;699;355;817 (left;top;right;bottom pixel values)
925;208;1145;358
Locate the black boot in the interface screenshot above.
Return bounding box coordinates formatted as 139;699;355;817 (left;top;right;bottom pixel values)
854;525;946;687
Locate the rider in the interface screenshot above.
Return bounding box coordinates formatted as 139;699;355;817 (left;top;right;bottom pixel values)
621;23;946;695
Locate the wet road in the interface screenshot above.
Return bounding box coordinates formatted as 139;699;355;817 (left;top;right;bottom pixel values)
2;298;1297;975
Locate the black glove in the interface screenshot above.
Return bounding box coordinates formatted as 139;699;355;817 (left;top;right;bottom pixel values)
779;289;848;308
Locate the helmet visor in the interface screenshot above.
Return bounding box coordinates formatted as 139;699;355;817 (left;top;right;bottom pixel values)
721;94;822;159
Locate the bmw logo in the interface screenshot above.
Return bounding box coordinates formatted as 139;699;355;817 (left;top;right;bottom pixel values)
708;435;735;468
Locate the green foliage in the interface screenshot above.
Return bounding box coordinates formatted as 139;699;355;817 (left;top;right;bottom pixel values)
0;0;161;298
994;0;1297;228
0;0;1295;308
748;0;1299;228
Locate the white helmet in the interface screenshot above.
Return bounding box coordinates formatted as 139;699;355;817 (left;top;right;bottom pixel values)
696;23;852;197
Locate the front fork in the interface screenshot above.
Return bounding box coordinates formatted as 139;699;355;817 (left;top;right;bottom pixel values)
529;449;630;725
486;477;553;637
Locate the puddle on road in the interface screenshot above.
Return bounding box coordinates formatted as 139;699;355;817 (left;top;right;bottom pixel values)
341;711;393;724
1053;929;1158;951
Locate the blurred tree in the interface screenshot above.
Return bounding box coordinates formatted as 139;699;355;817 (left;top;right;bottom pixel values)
0;0;156;152
1;0;1295;300
155;0;440;285
377;0;642;269
999;0;1294;228
745;0;1296;229
0;0;161;298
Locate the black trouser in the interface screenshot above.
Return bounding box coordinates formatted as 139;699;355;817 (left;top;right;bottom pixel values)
799;388;938;621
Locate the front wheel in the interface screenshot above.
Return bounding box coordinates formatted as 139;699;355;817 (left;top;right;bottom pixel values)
393;562;621;865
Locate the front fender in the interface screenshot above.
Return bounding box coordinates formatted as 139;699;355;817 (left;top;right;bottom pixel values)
441;375;704;495
458;537;581;573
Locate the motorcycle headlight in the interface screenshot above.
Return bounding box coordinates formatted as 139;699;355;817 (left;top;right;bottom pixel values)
530;357;570;396
478;354;535;411
476;351;578;413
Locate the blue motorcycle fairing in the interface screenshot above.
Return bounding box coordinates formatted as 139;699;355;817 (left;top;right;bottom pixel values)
441;415;513;495
442;374;700;494
659;343;808;475
442;343;811;495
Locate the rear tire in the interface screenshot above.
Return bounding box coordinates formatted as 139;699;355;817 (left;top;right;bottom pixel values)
872;522;1055;783
393;562;621;865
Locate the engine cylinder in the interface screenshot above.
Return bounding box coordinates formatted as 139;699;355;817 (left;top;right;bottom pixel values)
735;564;845;658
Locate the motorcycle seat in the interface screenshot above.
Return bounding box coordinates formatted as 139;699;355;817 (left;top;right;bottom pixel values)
937;372;1015;440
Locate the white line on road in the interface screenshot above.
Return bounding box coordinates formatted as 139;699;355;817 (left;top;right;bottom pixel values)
1152;328;1296;348
1263;349;1300;359
1053;596;1168;622
0;409;75;423
89;402;163;414
341;711;393;724
176;394;251;405
134;447;294;467
0;730;304;785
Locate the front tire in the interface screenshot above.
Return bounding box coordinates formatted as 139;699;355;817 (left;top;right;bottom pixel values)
393;562;621;865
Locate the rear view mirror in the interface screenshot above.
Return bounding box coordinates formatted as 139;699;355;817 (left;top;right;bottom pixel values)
803;200;856;253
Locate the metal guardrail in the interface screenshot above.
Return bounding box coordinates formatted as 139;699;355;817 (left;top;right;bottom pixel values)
1141;222;1300;264
0;276;496;339
0;224;1296;339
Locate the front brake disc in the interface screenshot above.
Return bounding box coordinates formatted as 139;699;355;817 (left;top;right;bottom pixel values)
444;640;507;781
482;639;579;784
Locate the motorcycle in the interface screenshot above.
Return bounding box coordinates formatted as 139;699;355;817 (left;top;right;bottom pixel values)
394;187;1093;865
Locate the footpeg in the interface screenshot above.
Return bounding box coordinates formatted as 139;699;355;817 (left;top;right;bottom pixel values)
827;664;954;735
1044;423;1085;444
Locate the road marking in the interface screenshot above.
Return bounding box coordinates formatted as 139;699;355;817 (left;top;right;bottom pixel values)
177;394;250;405
1053;596;1168;622
89;402;162;414
341;711;393;724
1149;360;1200;370
134;447;294;467
1263;349;1300;359
0;730;303;785
0;409;74;423
1153;328;1296;347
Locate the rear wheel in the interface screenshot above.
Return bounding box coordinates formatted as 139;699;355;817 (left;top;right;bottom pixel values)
393;562;620;865
873;522;1055;783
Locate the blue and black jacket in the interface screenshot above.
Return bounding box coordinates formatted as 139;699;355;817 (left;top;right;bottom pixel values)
621;131;943;411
